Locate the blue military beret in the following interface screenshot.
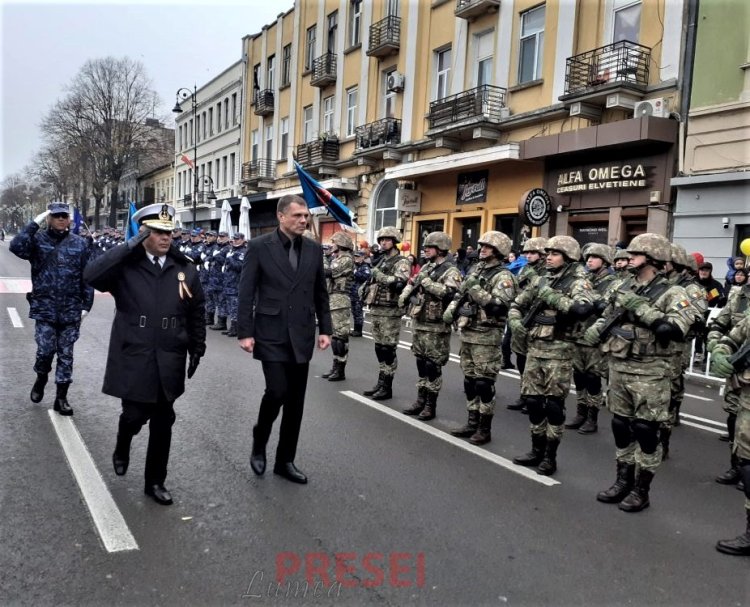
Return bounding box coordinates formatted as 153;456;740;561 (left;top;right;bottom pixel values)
48;201;71;215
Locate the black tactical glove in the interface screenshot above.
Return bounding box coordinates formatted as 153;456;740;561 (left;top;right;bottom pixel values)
652;319;680;348
127;228;151;250
187;353;202;379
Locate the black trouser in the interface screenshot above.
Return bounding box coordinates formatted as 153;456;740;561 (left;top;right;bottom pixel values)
120;394;176;486
255;361;310;464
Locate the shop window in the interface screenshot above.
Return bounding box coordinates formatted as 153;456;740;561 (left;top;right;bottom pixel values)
416;220;445;254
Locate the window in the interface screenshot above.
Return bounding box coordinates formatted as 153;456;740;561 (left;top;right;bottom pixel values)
387;0;399;16
229;153;236;185
519;5;545;84
178;172;182;198
435;47;451;100
327;11;338;53
322;95;335;135
264;125;274;160
346;87;358;137
196;115;201;142
189;119;194;145
253;63;261;97
613;0;641;42
267;55;276;91
383;70;396;118
217;103;222;132
203;112;207;139
303;105;314;142
251;129;259;161
222;156;227;188
231;94;237;125
209;108;214;135
374;180;398;232
280;117;289;160
474;30;494;87
305;25;317;72
224;99;229;129
348;0;362;47
282;44;292;86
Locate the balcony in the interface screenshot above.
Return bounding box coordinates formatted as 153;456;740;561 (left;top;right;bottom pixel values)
353;118;401;161
296;138;340;175
426;85;508;143
367;15;400;58
253;90;274;116
241;159;276;189
310;52;337;88
455;0;501;20
560;40;651;107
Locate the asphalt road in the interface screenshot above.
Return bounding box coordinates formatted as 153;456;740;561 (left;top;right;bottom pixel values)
1;240;748;607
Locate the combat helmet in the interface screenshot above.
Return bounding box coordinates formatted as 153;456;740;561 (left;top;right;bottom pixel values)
584;243;613;266
686;254;698;272
376;226;402;244
522;237;548;254
423;231;452;252
626;233;671;262
331;232;354;250
614;248;630;261
545;235;581;262
477;231;512;258
670;243;689;268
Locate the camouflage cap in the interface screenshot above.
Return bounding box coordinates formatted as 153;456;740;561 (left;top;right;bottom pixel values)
477;231;512;257
331;232;354;249
376;226;402;243
423;231;452;252
522;237;548;254
546;235;581;262
627;232;671;262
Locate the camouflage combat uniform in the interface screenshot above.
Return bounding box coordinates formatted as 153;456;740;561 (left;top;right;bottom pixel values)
322;233;355;382
350;254;371;336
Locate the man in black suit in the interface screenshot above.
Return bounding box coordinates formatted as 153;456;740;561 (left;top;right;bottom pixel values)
238;195;332;484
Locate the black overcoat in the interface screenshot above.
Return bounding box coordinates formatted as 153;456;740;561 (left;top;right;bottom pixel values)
84;242;206;403
237;231;332;363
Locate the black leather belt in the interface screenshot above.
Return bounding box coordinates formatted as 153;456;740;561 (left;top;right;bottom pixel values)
118;312;183;329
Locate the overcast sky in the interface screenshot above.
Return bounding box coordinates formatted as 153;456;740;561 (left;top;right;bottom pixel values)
0;0;291;181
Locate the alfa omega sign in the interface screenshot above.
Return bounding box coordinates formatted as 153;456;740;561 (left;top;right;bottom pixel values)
555;163;649;194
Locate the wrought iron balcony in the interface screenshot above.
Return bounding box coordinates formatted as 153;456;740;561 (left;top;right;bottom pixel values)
562;41;650;99
241;159;276;184
455;0;501;20
427;85;508;132
367;15;400;58
253;90;274;116
310;52;337;88
296;138;340;168
354;118;401;152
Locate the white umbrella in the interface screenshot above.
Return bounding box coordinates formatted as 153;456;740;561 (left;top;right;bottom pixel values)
239;196;251;238
218;200;232;234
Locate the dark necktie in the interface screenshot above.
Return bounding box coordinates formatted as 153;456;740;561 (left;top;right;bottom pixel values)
288;241;298;271
153;256;161;271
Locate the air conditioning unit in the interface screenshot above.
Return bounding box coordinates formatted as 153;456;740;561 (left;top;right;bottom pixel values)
633;98;667;119
569;102;602;121
387;71;405;93
606;93;638;110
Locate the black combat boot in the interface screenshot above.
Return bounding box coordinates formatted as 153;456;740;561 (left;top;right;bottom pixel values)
716;510;750;556
402;387;427;415
618;469;654;512
53;383;73;416
30;372;48;403
597;461;636;503
450;410;480;438
716;453;742;485
321;363;337;379
565;403;587;430
371;375;393;401
350;323;363;337
112;433;132;476
672;401;682;427
537;438;560;475
327;361;346;382
417;391;437;421
363;373;385;397
209;316;227;330
469;414;493;445
513;434;547;466
578;407;599;434
660;427;672;460
225;325;238;338
205;312;214;325
507;396;526;411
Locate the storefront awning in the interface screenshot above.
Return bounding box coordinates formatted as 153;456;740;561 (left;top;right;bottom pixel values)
384;143;520;180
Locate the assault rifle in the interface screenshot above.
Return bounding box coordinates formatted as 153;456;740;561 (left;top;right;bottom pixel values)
521;266;569;328
729;341;750;373
446;262;487;322
597;279;649;341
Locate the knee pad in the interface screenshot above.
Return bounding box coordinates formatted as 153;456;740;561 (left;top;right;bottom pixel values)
332;337;347;357
526;396;546;425
586;373;602;396
464;377;477;401
374;344;388;362
380;345;397;366
474;378;495;403
611;415;633;449
728;413;737;439
739;462;750;499
423;359;442;382
573;370;586;392
632;419;660;454
545;397;566;426
416;356;427;378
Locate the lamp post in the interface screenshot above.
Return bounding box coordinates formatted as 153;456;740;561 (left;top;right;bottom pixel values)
200;175;218;204
172;86;198;228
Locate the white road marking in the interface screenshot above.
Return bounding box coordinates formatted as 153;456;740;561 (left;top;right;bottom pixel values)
680;419;725;435
679;413;726;428
47;411;138;553
7;307;22;327
342;390;560;487
683;393;713;402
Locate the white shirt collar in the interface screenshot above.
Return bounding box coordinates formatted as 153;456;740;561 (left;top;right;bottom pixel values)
148;253;165;267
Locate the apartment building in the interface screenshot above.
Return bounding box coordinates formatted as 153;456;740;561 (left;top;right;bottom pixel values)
241;0;689;250
137;162;176;208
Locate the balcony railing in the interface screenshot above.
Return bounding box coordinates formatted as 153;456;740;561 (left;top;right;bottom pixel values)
311;52;337;87
296;139;340;167
355;118;401;151
427;85;508;130
563;40;650;97
253;90;274;116
241;159;276;183
455;0;501;20
367;15;400;57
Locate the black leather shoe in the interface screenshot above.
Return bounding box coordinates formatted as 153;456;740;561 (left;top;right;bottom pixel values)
53;398;74;416
250;451;266;476
144;484;173;505
273;462;308;484
112;452;129;476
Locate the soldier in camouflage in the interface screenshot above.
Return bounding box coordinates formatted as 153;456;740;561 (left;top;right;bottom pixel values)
584;233;693;512
200;231;218;325
507;237;548;412
444;231;518;445
398;231;461;421
612;248;630;281
322;232;355;382
221;233;248;338
710;311;750;556
350;250;371;336
362;227;411;400
208;231;231;331
509;235;594;474
567;243;617;435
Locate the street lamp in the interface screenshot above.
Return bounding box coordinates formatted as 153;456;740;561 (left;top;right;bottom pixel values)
200;175;218;203
172;85;198;228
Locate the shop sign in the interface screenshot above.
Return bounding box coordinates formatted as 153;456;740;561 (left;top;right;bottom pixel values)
555;163;649;194
519;188;552;226
457;170;488;204
395;188;422;212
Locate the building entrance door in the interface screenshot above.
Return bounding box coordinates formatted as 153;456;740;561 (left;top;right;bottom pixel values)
416;220;445;256
459;217;480;250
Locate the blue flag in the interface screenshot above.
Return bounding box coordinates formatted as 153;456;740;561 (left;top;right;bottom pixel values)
294;161;361;232
72;207;84;235
125;202;139;240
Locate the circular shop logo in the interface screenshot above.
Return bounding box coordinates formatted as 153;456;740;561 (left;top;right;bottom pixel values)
523;189;551;226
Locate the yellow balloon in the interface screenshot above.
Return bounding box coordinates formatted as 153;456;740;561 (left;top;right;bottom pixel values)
741;238;750;257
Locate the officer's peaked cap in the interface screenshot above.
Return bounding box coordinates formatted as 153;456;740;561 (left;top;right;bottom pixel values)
132;203;176;232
